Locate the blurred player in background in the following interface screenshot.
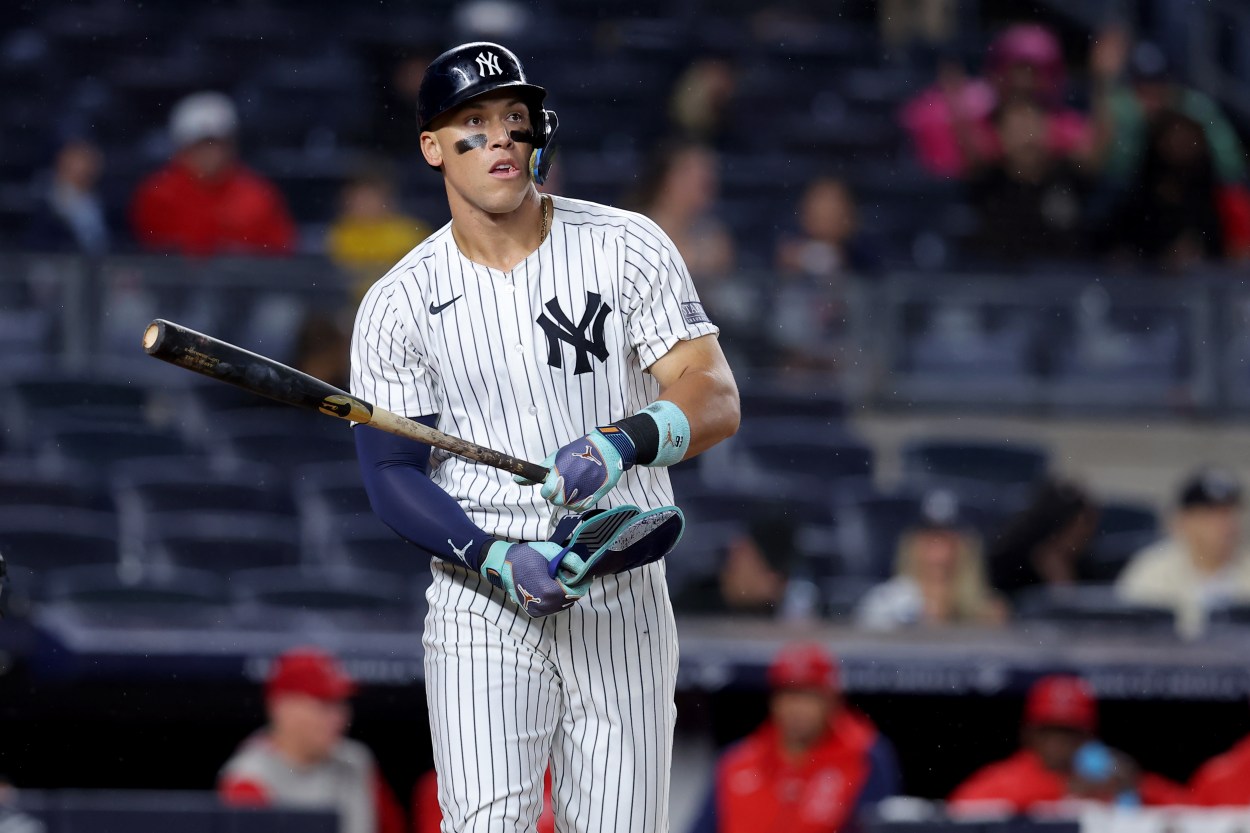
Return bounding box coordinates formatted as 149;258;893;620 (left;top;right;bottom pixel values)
350;41;739;832
948;674;1186;812
218;647;405;833
688;643;900;833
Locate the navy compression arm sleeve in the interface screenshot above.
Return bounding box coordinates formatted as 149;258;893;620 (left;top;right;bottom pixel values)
353;420;493;570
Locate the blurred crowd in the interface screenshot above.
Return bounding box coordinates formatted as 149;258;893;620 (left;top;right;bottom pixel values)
148;643;1250;833
691;463;1250;641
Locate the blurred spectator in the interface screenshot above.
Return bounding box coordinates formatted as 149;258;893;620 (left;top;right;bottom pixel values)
24;137;111;254
668;57;738;146
776;178;880;280
1092;38;1247;196
413;767;554;833
327;162;432;299
131;91;296;257
856;490;1008;630
688;643;900;833
218;647;406;833
988;480;1101;601
949;675;1187;811
293;311;352;392
879;0;957;51
0;775;12;804
966;97;1091;265
672;516;795;617
1104;110;1250;268
371;52;431;156
1116;468;1250;638
1188;698;1250;805
899;24;1092;179
631;141;736;282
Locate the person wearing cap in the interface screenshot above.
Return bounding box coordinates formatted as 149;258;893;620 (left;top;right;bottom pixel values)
949;675;1186;812
217;647;405;833
130;91;296;257
1116;467;1250;638
855;490;1008;631
1187;702;1250;806
688;643;899;833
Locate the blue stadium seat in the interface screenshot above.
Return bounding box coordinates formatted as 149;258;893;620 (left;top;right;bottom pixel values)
325;514;430;578
1014;585;1175;629
0;506;119;574
1084;501;1161;582
900;439;1049;491
230;566;417;629
0;460;107;510
218;412;356;472
832;490;923;580
147;512;301;575
41;564;231;628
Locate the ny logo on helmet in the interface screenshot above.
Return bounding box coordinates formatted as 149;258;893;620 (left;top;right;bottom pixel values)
476;52;502;76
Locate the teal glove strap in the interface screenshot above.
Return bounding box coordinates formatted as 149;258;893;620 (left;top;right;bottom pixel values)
637;400;691;467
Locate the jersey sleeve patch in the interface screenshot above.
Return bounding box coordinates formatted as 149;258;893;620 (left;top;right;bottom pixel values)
680;301;711;326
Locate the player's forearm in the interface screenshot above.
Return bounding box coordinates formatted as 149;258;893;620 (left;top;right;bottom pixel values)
354;423;492;570
654;365;740;458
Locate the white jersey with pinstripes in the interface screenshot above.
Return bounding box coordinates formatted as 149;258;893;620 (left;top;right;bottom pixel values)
349;194;718;833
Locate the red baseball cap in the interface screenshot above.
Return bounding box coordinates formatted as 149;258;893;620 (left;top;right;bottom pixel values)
767;643;839;692
1024;675;1096;732
265;647;357;702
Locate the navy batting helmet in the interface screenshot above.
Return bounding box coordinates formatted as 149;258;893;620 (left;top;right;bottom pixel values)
417;42;559;183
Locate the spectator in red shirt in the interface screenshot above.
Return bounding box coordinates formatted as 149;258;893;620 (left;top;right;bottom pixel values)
412;766;555;833
131;91;296;256
689;643;900;833
218;647;406;833
949;675;1186;814
1188;700;1250;806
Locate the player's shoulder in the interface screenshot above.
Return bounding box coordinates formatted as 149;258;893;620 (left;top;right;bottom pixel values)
358;222;455;304
551;195;674;246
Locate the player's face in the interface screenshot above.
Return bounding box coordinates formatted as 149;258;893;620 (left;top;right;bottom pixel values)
1027;725;1088;773
271;693;351;761
422;93;536;215
770;688;835;751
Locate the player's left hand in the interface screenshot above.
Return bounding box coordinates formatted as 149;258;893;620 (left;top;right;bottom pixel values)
516;428;637;511
479;540;589;618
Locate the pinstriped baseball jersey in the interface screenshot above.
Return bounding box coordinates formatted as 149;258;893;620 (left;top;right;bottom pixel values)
350;194;719;549
350;193;717;832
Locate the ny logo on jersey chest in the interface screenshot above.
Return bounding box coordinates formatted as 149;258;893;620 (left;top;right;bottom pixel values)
537;292;612;375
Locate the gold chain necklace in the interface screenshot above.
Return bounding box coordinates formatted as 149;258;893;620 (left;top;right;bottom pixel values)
539;194;551;244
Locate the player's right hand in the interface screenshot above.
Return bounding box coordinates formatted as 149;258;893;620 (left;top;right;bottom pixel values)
479;540;588;618
516;427;636;512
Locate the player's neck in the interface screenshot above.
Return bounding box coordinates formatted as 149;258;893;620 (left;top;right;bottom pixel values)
448;187;547;272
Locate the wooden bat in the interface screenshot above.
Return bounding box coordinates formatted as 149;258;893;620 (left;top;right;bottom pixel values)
142;318;550;483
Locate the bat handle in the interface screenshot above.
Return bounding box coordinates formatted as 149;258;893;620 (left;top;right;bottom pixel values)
516;460;550;484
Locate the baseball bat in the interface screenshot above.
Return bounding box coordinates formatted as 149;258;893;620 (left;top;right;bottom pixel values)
142;319;550;483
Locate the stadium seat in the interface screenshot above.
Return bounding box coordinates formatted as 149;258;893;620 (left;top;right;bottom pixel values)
832;490;923;580
146;512;301;575
0;506;119;574
733;418;875;482
37;425;190;477
218;410;357;471
900;438;1048;492
0;460;108;510
40;564;231;628
230;566;416;629
1014;585;1175;629
325;515;429;578
1084;501;1161;582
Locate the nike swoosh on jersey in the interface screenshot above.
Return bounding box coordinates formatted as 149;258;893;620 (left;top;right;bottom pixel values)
429;295;463;314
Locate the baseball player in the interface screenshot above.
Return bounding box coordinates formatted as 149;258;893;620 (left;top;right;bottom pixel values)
349;41;740;833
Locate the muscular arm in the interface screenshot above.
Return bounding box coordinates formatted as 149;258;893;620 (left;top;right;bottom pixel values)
647;334;740;458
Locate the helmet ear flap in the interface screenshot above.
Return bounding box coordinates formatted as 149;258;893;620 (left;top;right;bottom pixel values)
530;109;559;184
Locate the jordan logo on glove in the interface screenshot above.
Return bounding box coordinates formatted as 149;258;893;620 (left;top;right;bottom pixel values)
571;445;603;466
516;582;542;613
